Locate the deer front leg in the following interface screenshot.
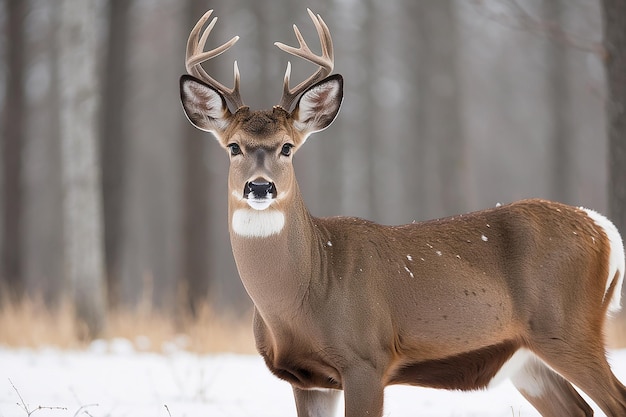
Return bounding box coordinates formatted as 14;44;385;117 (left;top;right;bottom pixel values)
293;387;341;417
341;367;385;417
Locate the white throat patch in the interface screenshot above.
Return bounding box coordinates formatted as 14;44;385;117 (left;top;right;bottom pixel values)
232;208;285;238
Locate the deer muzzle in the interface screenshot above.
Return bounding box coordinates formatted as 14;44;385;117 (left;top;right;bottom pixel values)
243;179;277;210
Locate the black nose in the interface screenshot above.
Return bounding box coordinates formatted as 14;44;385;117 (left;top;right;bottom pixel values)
244;180;276;199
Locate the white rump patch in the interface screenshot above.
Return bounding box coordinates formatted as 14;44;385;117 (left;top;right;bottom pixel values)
583;208;625;312
232;209;285;238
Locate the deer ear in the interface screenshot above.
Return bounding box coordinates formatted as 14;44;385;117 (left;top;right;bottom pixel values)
292;74;343;138
180;75;231;137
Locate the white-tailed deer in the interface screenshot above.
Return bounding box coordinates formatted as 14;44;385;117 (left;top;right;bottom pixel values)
180;9;626;417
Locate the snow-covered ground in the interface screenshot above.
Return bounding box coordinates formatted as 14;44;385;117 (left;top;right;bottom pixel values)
1;341;625;417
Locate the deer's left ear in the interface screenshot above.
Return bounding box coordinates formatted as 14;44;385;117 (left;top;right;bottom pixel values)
291;74;343;138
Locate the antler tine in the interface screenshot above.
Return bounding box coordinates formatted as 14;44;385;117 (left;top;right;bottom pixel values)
316;12;334;63
185;10;244;109
275;9;335;110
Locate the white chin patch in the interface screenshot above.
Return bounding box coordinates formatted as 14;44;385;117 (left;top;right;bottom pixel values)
246;198;273;211
232;208;285;238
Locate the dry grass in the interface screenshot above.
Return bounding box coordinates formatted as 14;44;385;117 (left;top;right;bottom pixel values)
3;296;625;353
107;302;257;354
0;297;256;354
0;297;82;349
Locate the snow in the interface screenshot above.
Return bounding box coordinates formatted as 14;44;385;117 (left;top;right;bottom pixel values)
403;266;414;278
1;342;625;417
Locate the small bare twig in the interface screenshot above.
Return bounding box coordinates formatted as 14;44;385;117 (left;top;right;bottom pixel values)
164;404;173;417
469;0;605;57
72;403;99;417
9;379;68;416
69;388;99;417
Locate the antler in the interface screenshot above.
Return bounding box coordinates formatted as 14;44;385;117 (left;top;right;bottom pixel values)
274;9;335;111
185;10;245;110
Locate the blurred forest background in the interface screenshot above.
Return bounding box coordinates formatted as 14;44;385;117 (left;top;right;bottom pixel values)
1;0;625;340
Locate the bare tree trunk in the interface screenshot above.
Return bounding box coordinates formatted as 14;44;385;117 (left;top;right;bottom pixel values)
545;0;574;204
602;0;626;327
363;0;379;221
1;0;26;302
181;0;213;316
326;0;371;220
430;0;466;217
22;1;65;307
181;117;211;316
56;0;107;338
409;0;466;220
100;0;130;308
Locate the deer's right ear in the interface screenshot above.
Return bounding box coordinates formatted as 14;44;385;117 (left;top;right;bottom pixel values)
180;75;231;137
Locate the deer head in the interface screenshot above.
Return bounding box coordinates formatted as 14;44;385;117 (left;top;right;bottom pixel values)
180;9;343;235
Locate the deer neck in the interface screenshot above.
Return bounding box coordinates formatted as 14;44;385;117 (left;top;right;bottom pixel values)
228;184;321;318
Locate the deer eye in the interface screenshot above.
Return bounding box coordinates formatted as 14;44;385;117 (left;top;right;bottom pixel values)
281;143;294;157
228;143;242;156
